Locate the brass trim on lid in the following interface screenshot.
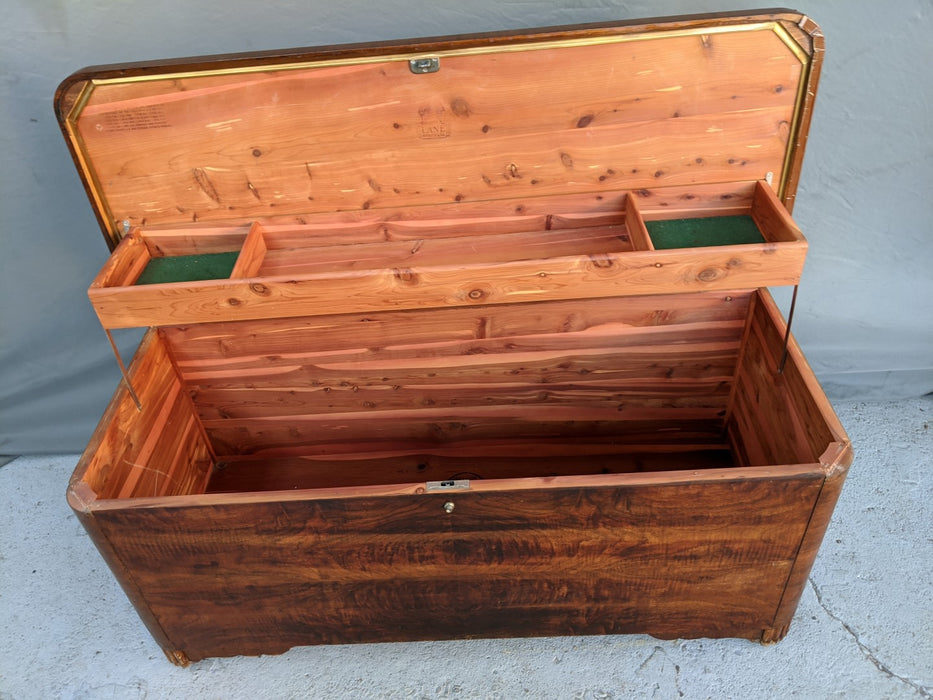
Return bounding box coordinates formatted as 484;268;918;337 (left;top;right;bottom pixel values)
84;22;794;87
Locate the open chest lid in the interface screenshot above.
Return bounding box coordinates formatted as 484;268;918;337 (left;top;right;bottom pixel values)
56;10;823;250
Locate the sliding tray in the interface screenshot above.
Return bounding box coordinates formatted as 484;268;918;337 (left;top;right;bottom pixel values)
86;180;805;328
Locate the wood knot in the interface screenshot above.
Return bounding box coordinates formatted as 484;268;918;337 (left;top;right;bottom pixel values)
249;282;270;295
697;268;723;282
589;254;614;269
467;288;486;301
227;297;241;306
450;98;472;117
393;268;417;284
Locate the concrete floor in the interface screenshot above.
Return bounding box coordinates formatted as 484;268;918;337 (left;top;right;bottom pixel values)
1;398;930;699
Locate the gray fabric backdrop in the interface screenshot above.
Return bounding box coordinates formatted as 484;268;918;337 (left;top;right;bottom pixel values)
1;0;931;455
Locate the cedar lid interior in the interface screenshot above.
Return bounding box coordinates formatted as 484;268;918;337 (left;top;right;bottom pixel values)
56;11;821;248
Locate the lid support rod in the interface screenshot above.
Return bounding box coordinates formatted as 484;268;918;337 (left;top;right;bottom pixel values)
105;328;143;411
777;284;799;375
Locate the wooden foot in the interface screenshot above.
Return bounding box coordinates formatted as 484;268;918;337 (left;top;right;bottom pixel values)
163;649;191;667
760;623;791;644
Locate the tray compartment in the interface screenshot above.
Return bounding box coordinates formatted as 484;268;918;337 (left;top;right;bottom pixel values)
631;180;804;251
87;183;807;330
90;227;251;287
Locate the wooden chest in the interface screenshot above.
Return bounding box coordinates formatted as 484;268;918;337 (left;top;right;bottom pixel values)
57;10;851;665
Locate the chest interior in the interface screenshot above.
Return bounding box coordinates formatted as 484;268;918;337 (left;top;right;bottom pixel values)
60;14;846;500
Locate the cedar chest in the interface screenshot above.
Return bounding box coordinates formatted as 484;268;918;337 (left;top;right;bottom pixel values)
57;10;852;665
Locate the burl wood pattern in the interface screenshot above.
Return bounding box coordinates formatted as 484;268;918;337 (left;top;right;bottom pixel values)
89;471;825;662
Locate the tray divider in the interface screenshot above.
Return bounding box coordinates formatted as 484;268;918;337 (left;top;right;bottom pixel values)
229;222;268;278
92;229;152;288
751;180;804;243
624;194;655;251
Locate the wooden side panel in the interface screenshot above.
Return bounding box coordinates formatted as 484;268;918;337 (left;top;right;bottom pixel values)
90;229;150;288
730;289;852;639
634;181;757;219
751;180;804;243
90;471;825;661
729;290;847;467
160;292;751;460
766;457;850;640
71;331;213;500
255;224;632;276
141;227;250;257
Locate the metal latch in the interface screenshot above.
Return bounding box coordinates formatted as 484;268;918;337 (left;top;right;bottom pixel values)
425;479;470;491
409;57;440;74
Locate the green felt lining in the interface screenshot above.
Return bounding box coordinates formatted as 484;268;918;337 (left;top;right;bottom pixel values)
134;251;240;285
646;215;765;249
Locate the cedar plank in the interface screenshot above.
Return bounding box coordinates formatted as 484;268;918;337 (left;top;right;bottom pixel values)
92;230;150;288
76;331;213;500
190;380;732;421
174;322;744;375
141;228;250;257
163;291;751;362
76;27;803;227
751;180;804;243
89;109;795;229
205;448;735;492
204;415;728;458
752;293;843;455
256;225;632;276
88;240;801;328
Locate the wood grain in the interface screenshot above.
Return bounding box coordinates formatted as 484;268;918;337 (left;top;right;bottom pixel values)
72;330;213;500
141;227;250;257
228;222;267;278
90;229;150;288
728;290;849;467
60;12;843;663
66;22;807;236
751;180;804;243
86;181;804;330
256;224;632;276
90;471;824;660
158;292;749;458
205;446;736;492
88;227;803;328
